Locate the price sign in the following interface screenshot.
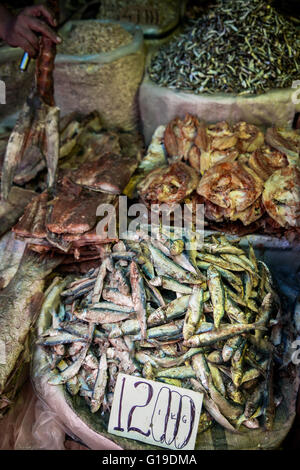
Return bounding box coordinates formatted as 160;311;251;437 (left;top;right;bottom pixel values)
108;373;203;450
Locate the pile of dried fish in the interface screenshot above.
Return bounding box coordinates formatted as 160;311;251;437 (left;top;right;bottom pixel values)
13;112;144;268
149;0;300;94
37;231;288;433
134;115;300;238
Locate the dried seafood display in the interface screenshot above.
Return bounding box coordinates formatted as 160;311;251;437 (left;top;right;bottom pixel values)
0;249;62;416
135;115;300;239
0;0;61;236
37;232;292;434
0;125;46;191
138;161;198;206
13;112;144;266
13;177;117;262
149;0;300;95
262;166;300;228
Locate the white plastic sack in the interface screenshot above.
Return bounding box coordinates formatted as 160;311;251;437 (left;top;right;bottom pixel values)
139;66;300;145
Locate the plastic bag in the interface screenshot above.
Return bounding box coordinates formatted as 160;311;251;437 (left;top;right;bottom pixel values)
54;20;145;131
0;379;92;450
31;366;121;450
0;381;65;450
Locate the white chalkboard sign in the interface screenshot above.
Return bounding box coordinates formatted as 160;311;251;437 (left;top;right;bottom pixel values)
108;373;203;450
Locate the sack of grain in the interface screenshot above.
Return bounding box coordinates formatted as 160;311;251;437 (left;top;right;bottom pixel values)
0;47;35;121
97;0;183;39
54;20;145;131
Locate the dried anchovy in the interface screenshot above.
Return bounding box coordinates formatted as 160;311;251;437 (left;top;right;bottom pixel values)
149;0;300;95
39;232;288;433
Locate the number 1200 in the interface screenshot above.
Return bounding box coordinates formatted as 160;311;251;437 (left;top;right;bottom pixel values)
114;377;196;449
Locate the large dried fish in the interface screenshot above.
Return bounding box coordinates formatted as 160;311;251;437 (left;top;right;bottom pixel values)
0;232;26;290
0;187;36;237
72;152;138;195
0;249;62;407
46;179;114;235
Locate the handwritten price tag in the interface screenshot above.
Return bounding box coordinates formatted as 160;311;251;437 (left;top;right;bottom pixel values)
108;373;203;450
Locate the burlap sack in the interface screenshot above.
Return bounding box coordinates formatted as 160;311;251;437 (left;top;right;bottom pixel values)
139;60;300;145
54;20;145;131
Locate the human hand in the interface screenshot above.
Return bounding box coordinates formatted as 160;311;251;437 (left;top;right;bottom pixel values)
2;5;61;58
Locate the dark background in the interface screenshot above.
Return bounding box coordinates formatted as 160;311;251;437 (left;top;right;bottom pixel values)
2;1;300;22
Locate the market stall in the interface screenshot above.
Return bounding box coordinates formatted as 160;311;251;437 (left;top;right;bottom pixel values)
0;0;299;452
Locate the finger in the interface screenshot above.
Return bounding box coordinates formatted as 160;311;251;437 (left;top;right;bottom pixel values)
27;17;61;43
18;36;36;58
25;5;57;27
19;27;39;51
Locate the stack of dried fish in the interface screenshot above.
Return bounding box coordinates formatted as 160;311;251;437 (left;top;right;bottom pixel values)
0;125;46;238
37;231;287;433
134;115;300;239
149;0;300;94
13;112;144;269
